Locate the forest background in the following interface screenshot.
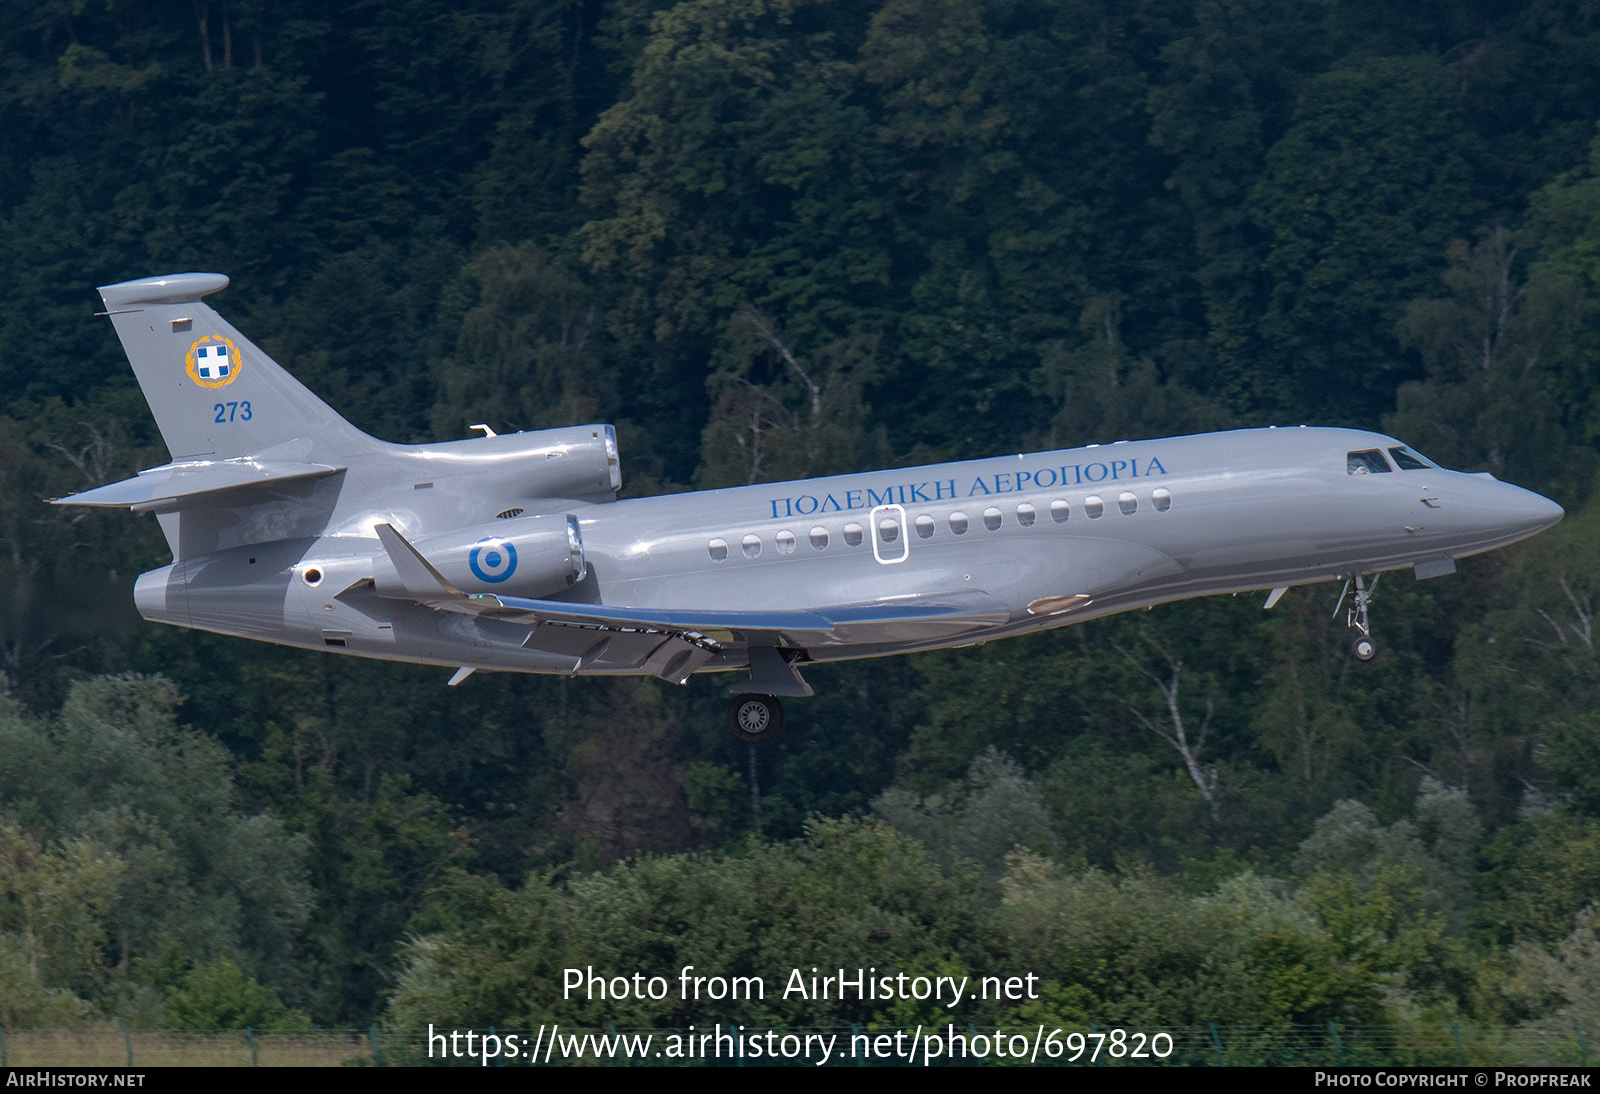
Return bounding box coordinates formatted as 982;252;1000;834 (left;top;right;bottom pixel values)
1;0;1600;1053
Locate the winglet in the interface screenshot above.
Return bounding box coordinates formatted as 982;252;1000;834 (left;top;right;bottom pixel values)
374;523;465;599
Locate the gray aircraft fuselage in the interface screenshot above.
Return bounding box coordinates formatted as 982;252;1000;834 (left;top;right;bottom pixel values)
131;425;1559;677
61;274;1563;707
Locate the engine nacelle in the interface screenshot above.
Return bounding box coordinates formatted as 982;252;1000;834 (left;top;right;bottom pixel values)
374;513;585;599
512;423;621;501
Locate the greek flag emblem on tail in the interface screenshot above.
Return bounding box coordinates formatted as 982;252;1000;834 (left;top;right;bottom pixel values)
186;335;242;388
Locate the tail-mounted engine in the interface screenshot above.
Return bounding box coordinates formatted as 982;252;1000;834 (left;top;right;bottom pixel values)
504;424;621;502
373;513;585;599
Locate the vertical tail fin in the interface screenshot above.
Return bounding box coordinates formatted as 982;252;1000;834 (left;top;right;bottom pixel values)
97;273;375;460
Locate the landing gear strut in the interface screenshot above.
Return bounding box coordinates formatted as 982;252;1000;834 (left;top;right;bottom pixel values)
1336;574;1379;662
728;693;785;744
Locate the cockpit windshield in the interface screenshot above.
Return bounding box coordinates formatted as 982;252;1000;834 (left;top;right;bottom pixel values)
1388;446;1438;470
1347;449;1392;475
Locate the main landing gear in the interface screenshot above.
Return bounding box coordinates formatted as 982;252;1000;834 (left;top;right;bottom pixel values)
728;694;785;744
726;647;809;743
1335;573;1379;662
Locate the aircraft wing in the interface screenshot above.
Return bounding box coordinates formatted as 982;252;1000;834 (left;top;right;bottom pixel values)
371;523;1012;644
52;458;342;511
469;596;835;633
478;589;1013;641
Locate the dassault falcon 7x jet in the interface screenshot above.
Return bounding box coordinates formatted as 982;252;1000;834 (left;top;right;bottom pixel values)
57;273;1564;742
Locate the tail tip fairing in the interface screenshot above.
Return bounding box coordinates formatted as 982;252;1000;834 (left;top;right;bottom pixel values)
99;273;230;310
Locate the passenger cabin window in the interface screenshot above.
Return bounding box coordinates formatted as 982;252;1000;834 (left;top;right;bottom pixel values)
949;511;969;535
982;506;1003;531
1388;446;1438;470
915;514;935;539
843;522;864;546
809;527;829;550
1152;487;1172;512
742;534;762;559
1016;503;1036;527
1118;491;1137;515
1084;495;1104;518
1050;500;1070;523
709;538;728;562
776;529;796;555
1347;449;1392;475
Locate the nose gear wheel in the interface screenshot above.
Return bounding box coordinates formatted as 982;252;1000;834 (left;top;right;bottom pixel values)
1334;574;1379;661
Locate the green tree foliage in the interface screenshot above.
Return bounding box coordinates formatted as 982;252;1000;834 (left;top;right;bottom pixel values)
998;855;1385;1028
1451;487;1600;817
1525;133;1600;471
1144;0;1328;408
431;243;616;440
0;823;121;1026
580;0;888;342
238;681;469;1023
1250;56;1478;423
1506;902;1600;1055
391;817;984;1029
159;956;311;1033
873;749;1053;877
1481;810;1600;948
1387;225;1584;496
0;678;311;1023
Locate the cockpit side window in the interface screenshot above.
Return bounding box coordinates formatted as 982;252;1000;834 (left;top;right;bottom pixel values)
1388;446;1438;470
1347;449;1393;475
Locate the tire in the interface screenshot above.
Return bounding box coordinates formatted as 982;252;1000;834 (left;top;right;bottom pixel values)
1352;636;1377;662
728;693;785;744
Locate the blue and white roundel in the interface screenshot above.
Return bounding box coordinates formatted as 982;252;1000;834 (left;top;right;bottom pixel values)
468;537;518;583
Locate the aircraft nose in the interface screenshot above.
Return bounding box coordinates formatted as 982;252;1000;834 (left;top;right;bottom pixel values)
1488;482;1563;542
1444;476;1563;555
1526;490;1564;533
1510;489;1561;537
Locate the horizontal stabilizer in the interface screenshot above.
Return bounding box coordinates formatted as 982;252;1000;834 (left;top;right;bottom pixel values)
53;458;342;511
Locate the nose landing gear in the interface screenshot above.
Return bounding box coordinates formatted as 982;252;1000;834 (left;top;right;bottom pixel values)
1335;574;1379;661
